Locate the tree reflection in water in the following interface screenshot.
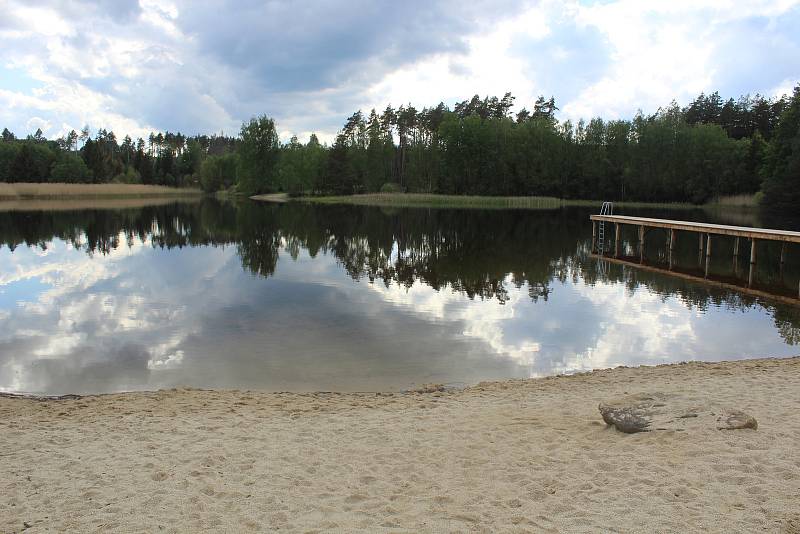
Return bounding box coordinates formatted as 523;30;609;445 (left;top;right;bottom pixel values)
1;198;798;345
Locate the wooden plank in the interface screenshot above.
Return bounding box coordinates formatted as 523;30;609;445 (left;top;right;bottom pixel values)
589;215;800;243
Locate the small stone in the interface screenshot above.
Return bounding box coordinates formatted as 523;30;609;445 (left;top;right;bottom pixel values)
716;410;758;430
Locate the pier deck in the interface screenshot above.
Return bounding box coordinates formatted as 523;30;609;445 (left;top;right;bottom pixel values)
589;215;800;243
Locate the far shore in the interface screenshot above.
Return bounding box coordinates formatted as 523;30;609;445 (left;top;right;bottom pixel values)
2;356;798;532
249;192;289;203
251;192;760;210
0;182;203;200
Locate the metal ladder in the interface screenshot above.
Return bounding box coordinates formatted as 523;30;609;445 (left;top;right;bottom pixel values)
598;201;613;252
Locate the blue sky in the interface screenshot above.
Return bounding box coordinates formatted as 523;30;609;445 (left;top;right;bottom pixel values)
0;0;798;142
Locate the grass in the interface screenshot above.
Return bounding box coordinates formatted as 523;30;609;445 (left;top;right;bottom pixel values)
293;193;698;210
249;193;289;203
0;183;203;200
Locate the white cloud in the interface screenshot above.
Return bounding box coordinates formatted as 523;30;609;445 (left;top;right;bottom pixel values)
365;5;550;113
0;0;798;141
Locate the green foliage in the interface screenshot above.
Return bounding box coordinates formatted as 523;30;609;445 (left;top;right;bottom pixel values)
275;135;326;195
10;143;53;182
0;142;19;182
237;115;281;195
51;155;92;183
761;86;800;211
322;137;360;194
199;153;239;193
111;166;142;184
380;182;403;193
180;140;202;172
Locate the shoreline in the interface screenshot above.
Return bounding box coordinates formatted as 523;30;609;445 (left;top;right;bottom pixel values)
251;192;760;211
0;355;796;399
0;182;203;200
302;193;700;210
2;356;799;532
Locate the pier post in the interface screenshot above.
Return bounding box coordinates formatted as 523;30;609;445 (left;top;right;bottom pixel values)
733;237;740;257
639;225;644;263
614;223;621;257
699;233;704;256
706;233;712;257
592;221;597;253
750;239;757;265
669;229;676;270
780;242;787;279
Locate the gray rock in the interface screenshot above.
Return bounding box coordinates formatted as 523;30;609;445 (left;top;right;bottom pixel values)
599;393;758;434
717;410;758;430
598;393;666;433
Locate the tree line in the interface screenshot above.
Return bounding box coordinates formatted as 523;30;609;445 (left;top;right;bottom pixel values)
1;85;798;206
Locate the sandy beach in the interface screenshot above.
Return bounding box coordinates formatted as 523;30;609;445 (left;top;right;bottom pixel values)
2;357;799;533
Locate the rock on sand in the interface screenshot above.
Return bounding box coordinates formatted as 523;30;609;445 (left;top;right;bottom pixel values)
599;392;758;433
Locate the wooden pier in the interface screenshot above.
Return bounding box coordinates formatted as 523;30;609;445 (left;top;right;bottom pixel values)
589;214;800;298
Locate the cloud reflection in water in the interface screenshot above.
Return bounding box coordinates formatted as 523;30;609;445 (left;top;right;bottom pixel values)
0;201;797;395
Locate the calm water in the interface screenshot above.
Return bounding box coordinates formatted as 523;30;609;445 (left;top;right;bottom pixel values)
1;199;798;395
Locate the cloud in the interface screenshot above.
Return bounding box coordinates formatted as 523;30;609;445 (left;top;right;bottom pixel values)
0;0;798;142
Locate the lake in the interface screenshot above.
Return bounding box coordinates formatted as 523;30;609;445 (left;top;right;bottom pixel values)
1;198;798;395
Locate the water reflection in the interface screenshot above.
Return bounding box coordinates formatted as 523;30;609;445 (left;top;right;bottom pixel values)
0;199;798;395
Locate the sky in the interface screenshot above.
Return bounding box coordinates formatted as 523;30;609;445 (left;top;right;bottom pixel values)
1;0;799;143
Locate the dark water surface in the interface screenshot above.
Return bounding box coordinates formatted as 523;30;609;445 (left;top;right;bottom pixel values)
1;199;798;395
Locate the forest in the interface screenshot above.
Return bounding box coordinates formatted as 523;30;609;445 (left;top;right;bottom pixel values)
1;85;798;207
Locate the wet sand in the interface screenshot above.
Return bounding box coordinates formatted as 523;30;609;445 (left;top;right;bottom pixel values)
2;357;799;533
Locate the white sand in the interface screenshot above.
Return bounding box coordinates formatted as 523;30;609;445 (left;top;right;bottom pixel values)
2;357;799;533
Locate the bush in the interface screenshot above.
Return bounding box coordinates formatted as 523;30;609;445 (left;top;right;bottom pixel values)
380;182;404;193
50;155;92;183
200;154;238;193
112;167;142;184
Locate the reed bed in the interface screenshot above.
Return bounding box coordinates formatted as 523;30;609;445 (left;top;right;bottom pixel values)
706;194;760;207
0;183;202;199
